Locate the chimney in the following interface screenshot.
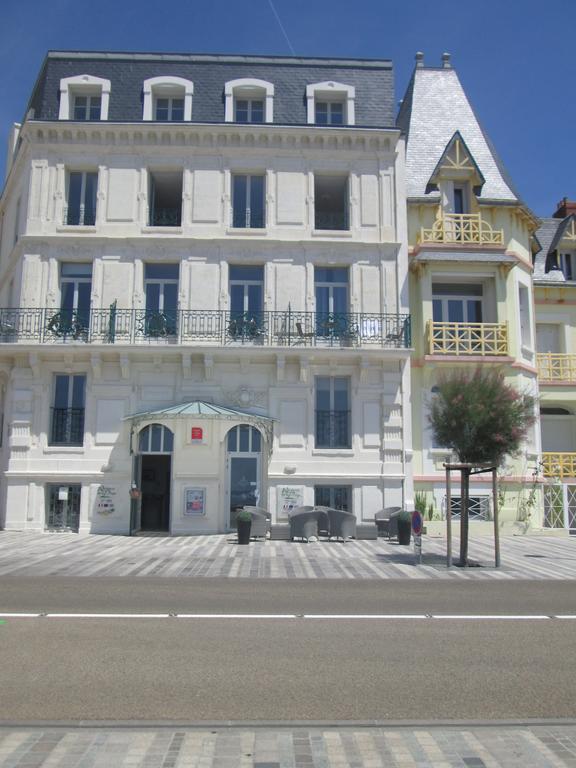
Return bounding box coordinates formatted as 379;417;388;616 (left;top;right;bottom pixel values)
442;52;452;69
415;52;424;68
553;197;576;219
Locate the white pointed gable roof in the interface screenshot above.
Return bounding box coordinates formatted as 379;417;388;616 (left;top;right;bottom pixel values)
399;66;519;202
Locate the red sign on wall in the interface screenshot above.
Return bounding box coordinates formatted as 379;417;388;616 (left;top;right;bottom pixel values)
191;427;203;442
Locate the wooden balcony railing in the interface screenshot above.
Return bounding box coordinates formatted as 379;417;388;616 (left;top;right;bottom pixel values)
542;453;576;479
537;353;576;382
0;307;412;350
428;321;508;356
419;213;504;246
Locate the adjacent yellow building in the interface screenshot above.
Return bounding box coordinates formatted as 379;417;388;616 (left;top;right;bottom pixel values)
533;199;576;529
398;53;542;531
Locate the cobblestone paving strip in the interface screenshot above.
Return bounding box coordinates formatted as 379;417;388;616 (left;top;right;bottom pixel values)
1;531;576;580
2;727;576;767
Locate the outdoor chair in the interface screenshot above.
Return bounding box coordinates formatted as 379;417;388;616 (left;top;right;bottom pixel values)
242;506;271;539
310;506;331;537
374;507;402;539
325;508;357;540
288;508;319;542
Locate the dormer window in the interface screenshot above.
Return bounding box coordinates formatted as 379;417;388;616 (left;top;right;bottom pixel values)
306;82;355;126
315;100;344;125
142;77;194;122
59;75;111;121
224;79;274;123
155;97;184;121
560;252;575;280
73;94;102;121
235;98;264;124
452;183;469;214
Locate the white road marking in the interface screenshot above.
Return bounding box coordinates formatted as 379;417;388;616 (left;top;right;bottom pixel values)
431;614;551;620
0;612;567;621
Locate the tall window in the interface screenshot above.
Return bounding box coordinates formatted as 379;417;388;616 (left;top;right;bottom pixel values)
148;171;182;227
314;175;349;231
228;265;264;339
13;196;21;247
73;94;101;121
59;263;93;335
144;264;179;336
452;184;469;214
559;252;575;281
232;174;265;229
50;374;86;446
66;171;98;226
315;376;351;449
432;283;483;323
518;284;531;350
315;267;349;338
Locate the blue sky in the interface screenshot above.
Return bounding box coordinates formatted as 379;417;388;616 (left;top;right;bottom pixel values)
0;0;574;216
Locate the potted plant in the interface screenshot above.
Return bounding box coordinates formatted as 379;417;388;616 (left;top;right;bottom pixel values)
397;510;412;545
236;509;252;545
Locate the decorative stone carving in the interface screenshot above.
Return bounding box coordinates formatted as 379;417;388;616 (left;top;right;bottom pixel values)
223;387;266;408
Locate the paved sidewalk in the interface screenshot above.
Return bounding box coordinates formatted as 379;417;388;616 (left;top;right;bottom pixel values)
1;724;576;767
0;531;575;580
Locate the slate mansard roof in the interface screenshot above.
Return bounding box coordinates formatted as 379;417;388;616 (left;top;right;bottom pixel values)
397;62;520;203
27;51;396;128
533;215;576;284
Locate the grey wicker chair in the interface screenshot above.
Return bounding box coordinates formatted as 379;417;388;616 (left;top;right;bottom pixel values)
242;506;271;539
325;508;356;540
374;507;402;539
288;508;319;541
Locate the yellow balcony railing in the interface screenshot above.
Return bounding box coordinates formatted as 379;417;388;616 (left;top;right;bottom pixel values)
542;453;576;479
419;213;504;246
428;321;509;356
537;353;576;382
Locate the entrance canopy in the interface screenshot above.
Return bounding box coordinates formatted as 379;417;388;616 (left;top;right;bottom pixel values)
125;400;275;448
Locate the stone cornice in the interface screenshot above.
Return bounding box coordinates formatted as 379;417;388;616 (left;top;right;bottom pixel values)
22;119;400;155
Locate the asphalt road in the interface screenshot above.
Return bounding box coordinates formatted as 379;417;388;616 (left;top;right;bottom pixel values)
1;579;575;723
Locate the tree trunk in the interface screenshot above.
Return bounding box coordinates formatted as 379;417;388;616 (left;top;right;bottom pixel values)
459;467;470;566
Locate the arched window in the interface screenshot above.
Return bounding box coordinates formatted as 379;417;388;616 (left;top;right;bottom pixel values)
306;81;355;126
224;78;274;124
142;76;194;122
227;425;262;453
138;423;174;453
59;74;111;121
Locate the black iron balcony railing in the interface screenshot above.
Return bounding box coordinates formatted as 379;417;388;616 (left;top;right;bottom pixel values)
50;407;85;446
231;208;265;229
0;307;411;349
315;410;351;449
149;207;182;227
314;211;349;231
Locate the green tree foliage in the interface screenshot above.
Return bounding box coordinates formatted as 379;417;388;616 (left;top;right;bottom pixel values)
428;368;535;467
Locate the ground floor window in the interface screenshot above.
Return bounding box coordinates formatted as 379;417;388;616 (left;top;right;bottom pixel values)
314;485;351;511
449;495;490;520
46;484;81;532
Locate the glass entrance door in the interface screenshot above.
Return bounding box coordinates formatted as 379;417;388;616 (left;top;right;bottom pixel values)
47;484;81;532
227;425;262;527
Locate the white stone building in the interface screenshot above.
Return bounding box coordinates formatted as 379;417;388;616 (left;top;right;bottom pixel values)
0;52;412;534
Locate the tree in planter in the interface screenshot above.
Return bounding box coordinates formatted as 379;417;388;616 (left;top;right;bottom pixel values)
428;367;535;566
